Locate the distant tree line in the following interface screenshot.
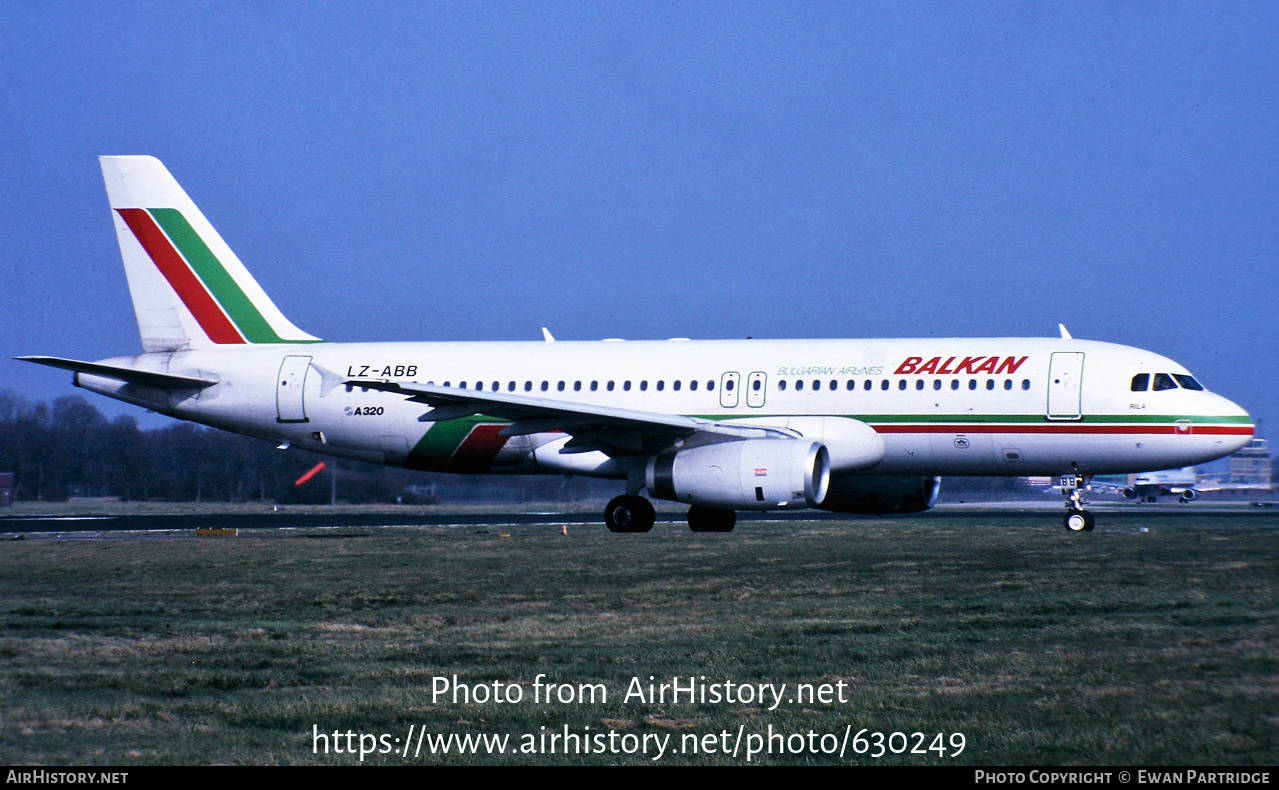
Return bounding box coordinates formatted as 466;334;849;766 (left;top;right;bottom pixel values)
0;390;1049;506
0;391;424;503
0;391;621;505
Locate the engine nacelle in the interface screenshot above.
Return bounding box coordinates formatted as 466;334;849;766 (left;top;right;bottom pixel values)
818;475;941;514
646;439;830;510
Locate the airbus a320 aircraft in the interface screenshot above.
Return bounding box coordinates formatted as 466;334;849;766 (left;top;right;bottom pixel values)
19;157;1256;532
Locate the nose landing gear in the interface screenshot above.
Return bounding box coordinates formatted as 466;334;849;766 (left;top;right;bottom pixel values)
1060;474;1095;532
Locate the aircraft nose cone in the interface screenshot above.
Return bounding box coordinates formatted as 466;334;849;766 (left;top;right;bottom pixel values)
1219;397;1255;455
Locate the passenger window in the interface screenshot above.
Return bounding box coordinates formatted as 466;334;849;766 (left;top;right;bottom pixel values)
541;381;549;392
707;380;715;391
590;381;598;391
673;380;681;391
969;380;977;390
459;381;466;389
951;380;959;391
898;380;907;391
915;380;924;390
492;381;499;391
864;380;872;391
725;380;734;391
847;379;855;391
573;381;581;391
933;380;942;391
640;381;648;391
623;381;631;391
1004;379;1012;390
690;380;698;391
986;379;995;390
751;379;760;392
779;380;787;391
607;381;615;391
524;381;532;392
656;380;664;391
796;380;804;391
508;381;516;392
812;380;821;391
1153;373;1178;391
557;381;565;392
881;380;889;391
1022;379;1030;391
1173;374;1204;391
443;381;451;388
830;380;837;391
1130;373;1149;392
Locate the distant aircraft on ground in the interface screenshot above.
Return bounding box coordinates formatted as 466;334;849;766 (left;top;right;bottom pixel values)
18;157;1256;533
1092;467;1200;503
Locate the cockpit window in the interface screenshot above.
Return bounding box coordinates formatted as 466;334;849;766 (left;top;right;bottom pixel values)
1130;373;1149;392
1173;374;1204;391
1152;373;1178;391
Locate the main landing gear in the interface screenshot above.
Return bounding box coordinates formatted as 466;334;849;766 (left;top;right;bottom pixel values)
604;495;656;533
602;496;738;533
687;505;736;533
1060;474;1096;532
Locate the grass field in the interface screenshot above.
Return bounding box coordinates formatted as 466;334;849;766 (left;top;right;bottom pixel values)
1;511;1276;765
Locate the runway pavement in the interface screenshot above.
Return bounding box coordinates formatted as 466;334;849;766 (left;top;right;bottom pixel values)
0;501;1273;534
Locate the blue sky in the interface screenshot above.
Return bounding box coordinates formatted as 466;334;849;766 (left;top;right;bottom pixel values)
2;2;1276;437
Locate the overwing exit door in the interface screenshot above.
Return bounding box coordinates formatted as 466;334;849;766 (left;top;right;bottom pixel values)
719;372;740;409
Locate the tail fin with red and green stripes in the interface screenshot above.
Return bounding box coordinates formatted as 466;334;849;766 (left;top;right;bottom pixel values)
100;156;322;352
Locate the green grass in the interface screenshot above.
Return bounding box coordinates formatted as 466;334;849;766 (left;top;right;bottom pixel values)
0;513;1276;765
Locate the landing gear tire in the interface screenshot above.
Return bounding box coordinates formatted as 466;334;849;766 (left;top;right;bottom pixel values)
1064;509;1095;532
687;505;736;533
605;495;655;533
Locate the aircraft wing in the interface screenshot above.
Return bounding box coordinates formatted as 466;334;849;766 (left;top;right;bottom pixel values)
346;378;792;455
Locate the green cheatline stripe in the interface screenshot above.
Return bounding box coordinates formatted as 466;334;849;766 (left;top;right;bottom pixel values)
150;208;323;344
406;415;500;470
401;411;1251;465
691;413;1252;425
848;413;1252;425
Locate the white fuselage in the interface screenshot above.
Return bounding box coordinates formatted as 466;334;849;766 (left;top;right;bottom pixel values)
75;336;1254;483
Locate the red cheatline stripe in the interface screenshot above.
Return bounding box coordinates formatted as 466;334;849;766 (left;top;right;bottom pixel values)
115;209;245;344
447;424;511;473
872;424;1254;436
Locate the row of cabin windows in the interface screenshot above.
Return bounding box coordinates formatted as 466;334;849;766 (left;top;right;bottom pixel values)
434;379;722;393
425;377;1031;394
779;378;1033;392
1130;373;1204;392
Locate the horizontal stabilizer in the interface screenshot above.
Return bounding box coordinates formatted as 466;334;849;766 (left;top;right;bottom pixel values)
16;356;217;390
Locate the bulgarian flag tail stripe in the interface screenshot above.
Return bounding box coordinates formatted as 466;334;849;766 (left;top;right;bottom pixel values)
116;207;294;344
116;208;247;344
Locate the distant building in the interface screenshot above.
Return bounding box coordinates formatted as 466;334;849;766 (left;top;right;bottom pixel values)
1229;438;1273;488
0;473;12;507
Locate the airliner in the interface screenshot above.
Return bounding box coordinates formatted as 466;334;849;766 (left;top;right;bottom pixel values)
18;157;1255;533
1093;467;1201;503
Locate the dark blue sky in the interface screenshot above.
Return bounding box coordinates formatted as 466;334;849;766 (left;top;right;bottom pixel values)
2;3;1276;437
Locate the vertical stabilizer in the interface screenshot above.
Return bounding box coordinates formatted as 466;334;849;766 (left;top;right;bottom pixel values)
100;155;321;351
